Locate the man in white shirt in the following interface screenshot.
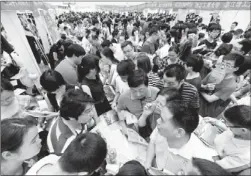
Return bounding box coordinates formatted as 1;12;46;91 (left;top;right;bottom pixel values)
145;100;217;175
26;133;107;175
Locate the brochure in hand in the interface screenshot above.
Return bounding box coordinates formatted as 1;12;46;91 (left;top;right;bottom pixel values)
127;128;148;146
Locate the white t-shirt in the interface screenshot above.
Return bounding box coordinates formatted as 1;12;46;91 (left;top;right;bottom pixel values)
150;128;217;174
156;44;170;59
115;76;130;95
214;129;251;171
26;155;60;175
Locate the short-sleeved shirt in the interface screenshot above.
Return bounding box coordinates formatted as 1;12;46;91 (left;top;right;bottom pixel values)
148;72;164;90
150;128;217;174
117;86;159;118
55;57;78;85
199;74;237;117
185;76;202;91
180;82;200;110
214;130;251;172
26;154;60;175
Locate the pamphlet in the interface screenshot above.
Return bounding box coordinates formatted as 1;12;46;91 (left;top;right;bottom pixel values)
127;128;148;146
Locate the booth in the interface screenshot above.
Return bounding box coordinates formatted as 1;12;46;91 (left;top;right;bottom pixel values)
1;1;56;89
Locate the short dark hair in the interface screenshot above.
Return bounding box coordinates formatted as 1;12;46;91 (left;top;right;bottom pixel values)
116;160;148;176
1;77;14;93
198;33;205;40
164;64;186;82
121;41;133;49
244;31;251;39
224;105;251;130
40;70;66;92
191;158;232;175
78;54;100;82
186;54;204;72
171;107;199;134
101;47;119;64
101;40;112;48
221;32;233;43
208;23;221;32
1;117;37;153
232;21;238;26
136;53;152;74
92;19;99;25
149;27;158;36
117;60;135;76
127;69;148;88
239;39;251;55
59;133;107;174
214;43;233;57
234;29;244;36
60;88;94;121
132;28;139;37
158;87;182;101
65;44;86;57
223;53;245;68
112;29;119;38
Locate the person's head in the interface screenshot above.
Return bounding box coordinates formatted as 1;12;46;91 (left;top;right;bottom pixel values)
60;88;95;124
198;33;205;41
221;32;233;43
179;40;192;62
116;160;148;176
1;117;42;162
101;40;112;49
234;29;244;39
132;28;139;37
168;45;179;62
136;53;152;74
119;32;126;44
158;105;199;145
155;87;182;113
65;44;86;65
185;54;204;73
117;59;136;82
40;69;66;94
112;29;119;39
214;43;233;57
149;27;159;42
78;54;100;81
238;39;251;55
231;21;238;30
64;26;69;32
101;47;119;65
222;53;245;74
1;78;15;106
163;64;186;89
243;30;251;40
58;133;107;175
127;69;148;100
223;105;251;139
208;23;221;39
186;158;233;175
121;41;134;60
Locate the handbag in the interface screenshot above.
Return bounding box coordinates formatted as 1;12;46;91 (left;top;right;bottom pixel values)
1;53;20;79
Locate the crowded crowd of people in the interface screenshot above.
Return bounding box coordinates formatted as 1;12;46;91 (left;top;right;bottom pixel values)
1;10;251;175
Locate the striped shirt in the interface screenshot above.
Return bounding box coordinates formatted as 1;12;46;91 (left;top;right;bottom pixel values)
148;71;164;90
180;82;200;110
159;56;185;71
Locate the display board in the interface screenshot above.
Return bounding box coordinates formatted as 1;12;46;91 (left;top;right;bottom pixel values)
1;11;42;88
97;1;250;12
